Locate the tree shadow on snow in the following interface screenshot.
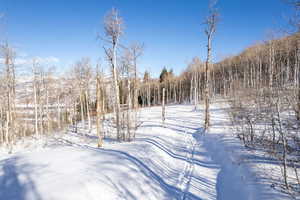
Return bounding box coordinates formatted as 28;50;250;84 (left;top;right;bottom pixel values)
136;137;219;170
60;140;204;200
0;156;42;200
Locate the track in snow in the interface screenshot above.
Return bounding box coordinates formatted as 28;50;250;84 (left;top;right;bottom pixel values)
0;104;264;200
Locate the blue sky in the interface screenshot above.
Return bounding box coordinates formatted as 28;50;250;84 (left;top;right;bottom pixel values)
0;0;294;77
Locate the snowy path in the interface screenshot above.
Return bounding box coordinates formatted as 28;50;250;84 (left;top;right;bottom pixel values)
0;104;265;200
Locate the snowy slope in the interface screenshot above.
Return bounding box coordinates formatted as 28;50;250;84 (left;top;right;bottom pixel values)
0;104;289;200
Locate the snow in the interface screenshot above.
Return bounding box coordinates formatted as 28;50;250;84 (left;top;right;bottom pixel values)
0;103;295;199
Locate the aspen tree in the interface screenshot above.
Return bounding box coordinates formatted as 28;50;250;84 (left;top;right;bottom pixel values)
204;0;218;130
96;65;103;147
32;59;39;137
103;8;123;141
128;43;143;139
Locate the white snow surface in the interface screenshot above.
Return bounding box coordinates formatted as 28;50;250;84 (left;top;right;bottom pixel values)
0;103;291;200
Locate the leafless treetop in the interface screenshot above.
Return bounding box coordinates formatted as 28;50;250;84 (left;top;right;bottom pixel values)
204;0;219;37
104;8;124;45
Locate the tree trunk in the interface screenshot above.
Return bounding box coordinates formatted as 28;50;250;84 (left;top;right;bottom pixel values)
127;79;132;141
112;43;121;141
204;34;212;130
33;72;39;137
162;88;166;126
46;87;51;134
57;95;61;130
96;76;103;147
147;83;151;107
86;90;91;132
80;92;85;129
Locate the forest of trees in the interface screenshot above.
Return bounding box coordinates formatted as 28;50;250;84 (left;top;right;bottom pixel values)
0;9;145;150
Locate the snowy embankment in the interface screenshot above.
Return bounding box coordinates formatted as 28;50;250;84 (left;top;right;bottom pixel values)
0;103;290;199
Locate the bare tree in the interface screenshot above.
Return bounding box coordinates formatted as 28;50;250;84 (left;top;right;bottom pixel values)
96;64;104;147
71;58;92;131
32;59;39;137
130;43;144;109
0;43;17;147
129;43;143;139
203;0;219;130
44;67;55;134
120;51;133;141
103;8;123;141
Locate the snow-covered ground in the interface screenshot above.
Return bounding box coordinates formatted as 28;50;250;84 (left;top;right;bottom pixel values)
0;103;295;199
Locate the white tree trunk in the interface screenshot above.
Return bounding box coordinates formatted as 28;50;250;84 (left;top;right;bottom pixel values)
86;90;91;132
162;88;166;126
33;72;39;137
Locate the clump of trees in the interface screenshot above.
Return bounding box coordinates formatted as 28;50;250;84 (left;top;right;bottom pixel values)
0;8;145;148
225;32;300;195
0;45;72;150
101;9;145;143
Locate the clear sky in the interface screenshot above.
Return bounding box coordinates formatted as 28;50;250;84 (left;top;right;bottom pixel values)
0;0;295;77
